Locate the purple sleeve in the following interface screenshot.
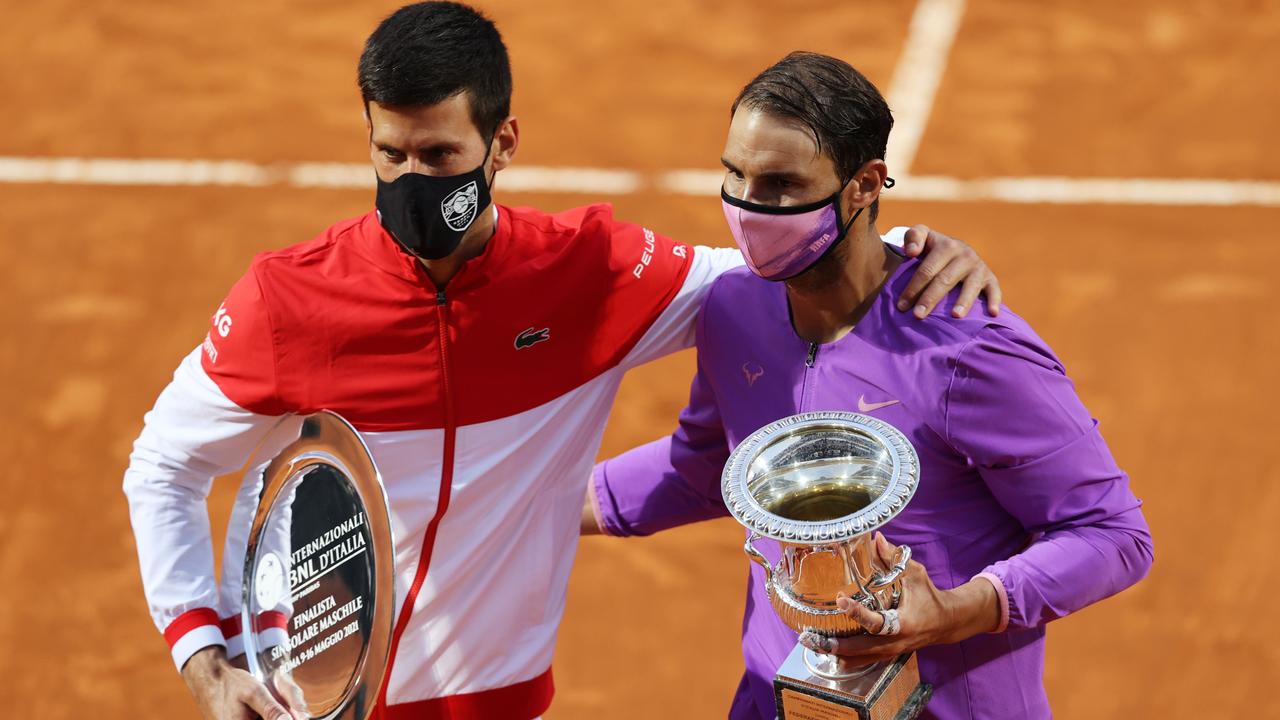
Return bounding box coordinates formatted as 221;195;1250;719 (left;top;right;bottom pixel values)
946;325;1154;631
592;354;731;537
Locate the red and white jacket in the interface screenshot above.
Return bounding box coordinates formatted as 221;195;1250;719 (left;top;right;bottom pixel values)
123;203;744;718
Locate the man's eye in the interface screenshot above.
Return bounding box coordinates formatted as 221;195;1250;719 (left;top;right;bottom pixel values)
382;149;404;161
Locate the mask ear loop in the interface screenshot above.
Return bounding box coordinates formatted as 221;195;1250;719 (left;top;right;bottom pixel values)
835;205;864;243
479;134;498;191
832;175;864;244
834;174;894;241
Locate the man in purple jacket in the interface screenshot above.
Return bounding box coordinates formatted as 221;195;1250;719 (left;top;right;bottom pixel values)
583;52;1154;719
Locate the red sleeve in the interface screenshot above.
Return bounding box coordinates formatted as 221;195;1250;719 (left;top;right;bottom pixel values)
199;263;285;415
588;213;693;366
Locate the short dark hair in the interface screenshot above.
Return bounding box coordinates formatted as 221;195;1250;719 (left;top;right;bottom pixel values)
358;2;513;141
732;52;893;217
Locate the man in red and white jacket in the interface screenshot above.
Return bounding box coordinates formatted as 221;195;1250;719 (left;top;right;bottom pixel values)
122;3;1002;719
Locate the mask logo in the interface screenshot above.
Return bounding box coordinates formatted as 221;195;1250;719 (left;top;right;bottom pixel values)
442;181;479;232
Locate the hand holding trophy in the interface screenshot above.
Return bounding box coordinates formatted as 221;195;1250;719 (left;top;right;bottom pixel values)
721;411;932;720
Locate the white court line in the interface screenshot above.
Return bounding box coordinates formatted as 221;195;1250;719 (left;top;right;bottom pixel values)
891;175;1280;207
884;0;967;174
1;157;1279;207
656;168;1280;207
288;161;642;194
0;156;274;186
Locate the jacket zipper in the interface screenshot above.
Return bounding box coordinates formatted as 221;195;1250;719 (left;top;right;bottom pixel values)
378;288;458;710
800;341;818;412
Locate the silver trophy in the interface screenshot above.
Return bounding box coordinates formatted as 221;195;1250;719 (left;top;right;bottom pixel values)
721;411;932;720
241;411;395;720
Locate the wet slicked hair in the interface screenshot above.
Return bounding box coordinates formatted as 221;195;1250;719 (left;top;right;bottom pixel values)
358;2;512;140
732;52;893;217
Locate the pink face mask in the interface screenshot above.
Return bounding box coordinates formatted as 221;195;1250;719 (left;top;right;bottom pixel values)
721;185;863;281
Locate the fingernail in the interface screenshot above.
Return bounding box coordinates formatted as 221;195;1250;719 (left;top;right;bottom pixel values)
837;597;853;611
897;300;909;311
913;305;927;318
953;305;965;317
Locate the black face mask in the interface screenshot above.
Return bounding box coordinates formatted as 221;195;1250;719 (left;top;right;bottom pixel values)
375;151;494;261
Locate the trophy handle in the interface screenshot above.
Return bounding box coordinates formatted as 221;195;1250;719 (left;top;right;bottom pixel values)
743;532;776;587
867;544;911;592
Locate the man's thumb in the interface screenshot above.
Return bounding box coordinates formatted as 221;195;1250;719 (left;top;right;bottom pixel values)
245;683;291;720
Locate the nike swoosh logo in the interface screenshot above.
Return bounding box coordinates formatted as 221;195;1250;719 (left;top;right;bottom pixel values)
857;395;900;413
514;327;551;350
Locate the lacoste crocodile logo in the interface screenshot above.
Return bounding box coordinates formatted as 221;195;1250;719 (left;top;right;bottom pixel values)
515;327;551;350
857;395;900;413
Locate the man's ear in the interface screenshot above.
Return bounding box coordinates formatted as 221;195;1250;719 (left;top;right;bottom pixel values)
491;116;520;173
847;159;888;212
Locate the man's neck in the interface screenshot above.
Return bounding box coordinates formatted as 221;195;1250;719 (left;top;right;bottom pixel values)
418;205;498;289
785;221;903;345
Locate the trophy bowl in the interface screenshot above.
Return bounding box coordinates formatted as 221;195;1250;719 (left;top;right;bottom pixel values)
722;411;919;642
722;411;930;719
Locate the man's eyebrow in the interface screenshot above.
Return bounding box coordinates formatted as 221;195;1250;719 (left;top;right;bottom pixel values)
758;170;803;183
417;141;462;154
374;141;462;155
720;158;803;183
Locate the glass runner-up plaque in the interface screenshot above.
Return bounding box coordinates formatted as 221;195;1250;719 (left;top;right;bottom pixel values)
721;411;932;720
242;411;395;720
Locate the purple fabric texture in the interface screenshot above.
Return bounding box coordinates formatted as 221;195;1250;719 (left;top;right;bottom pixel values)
721;198;842;280
593;255;1153;719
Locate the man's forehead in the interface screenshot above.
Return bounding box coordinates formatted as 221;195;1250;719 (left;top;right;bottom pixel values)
367;95;482;144
723;108;827;173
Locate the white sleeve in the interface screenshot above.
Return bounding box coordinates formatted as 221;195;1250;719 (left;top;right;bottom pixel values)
217;416;302;659
122;346;286;671
882;226;908;247
620;246;744;370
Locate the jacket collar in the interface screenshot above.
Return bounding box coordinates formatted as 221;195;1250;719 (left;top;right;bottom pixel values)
353;205;510;291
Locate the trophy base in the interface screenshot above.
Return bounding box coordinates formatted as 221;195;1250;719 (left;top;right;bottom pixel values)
774;644;931;720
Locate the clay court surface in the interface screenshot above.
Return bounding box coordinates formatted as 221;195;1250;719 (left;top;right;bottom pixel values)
2;0;1278;717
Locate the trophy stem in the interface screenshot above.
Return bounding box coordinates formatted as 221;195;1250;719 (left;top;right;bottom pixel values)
801;647;882;680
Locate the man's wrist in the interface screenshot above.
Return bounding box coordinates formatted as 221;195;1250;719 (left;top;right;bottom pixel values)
181;644;229;679
943;578;1000;642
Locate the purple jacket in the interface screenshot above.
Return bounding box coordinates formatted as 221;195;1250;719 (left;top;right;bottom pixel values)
592;256;1154;719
